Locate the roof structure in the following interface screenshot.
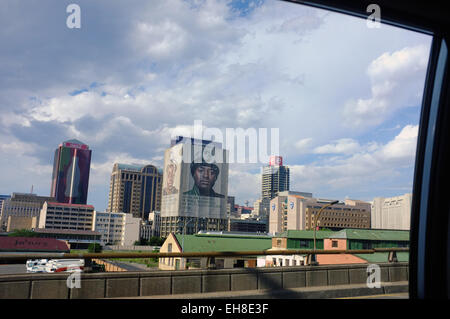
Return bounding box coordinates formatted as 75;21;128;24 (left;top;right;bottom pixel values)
116;163;163;174
328;229;410;241
277;230;335;239
117;163;145;172
0;236;70;252
174;233;272;253
34;228;101;236
354;252;409;263
64;139;86;145
276;229;409;241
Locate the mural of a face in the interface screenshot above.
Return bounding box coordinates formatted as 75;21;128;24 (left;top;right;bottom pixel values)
193;165;218;193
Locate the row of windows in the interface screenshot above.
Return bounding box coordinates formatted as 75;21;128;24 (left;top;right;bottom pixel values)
46;222;92;227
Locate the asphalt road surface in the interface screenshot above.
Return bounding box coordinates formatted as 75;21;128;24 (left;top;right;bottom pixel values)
0;264;27;275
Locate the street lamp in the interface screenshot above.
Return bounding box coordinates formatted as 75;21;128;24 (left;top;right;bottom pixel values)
310;200;339;265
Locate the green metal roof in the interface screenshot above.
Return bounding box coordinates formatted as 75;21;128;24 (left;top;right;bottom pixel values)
277;230;335;240
328;229;409;241
354;252;409;263
174;233;272;253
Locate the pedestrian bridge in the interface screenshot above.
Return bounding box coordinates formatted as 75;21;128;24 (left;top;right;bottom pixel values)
0;262;408;299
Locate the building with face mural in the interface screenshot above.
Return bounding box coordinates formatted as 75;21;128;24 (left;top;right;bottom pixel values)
159;137;229;238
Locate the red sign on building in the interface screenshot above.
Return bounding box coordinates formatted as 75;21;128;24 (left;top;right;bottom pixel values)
269;156;283;166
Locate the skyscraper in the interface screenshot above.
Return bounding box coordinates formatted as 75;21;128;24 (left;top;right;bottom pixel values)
50;139;92;205
261;155;290;217
107;163;162;220
159;136;229;237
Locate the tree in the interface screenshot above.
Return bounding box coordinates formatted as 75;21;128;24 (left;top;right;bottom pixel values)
134;238;149;246
7;229;38;237
88;243;102;253
149;236;165;246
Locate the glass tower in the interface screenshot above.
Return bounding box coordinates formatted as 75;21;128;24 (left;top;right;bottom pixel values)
50;139;92;205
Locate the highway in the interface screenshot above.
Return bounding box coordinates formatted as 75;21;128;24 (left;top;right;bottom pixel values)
0;264;27;275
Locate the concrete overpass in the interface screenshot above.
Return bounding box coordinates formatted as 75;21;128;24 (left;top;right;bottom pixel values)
0;262;408;299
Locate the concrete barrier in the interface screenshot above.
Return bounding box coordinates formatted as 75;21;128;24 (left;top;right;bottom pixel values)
0;262;409;299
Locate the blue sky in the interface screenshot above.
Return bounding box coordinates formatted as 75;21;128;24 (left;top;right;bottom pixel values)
0;0;431;210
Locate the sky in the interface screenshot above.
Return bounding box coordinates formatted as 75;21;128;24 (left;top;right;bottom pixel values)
0;0;432;211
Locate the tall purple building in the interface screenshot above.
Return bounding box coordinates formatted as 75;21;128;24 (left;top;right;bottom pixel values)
50;139;92;205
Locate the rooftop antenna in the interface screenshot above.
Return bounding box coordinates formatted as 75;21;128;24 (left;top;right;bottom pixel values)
30;185;33;194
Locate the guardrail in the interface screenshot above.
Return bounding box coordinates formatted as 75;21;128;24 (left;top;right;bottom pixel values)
0;262;409;299
0;247;409;263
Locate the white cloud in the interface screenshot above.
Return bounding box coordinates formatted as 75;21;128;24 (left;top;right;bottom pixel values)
313;138;360;154
289;124;418;198
294;137;313;152
380;124;418;164
343;44;429;127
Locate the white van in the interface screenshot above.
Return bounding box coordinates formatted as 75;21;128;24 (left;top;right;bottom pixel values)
26;259;48;273
45;259;84;273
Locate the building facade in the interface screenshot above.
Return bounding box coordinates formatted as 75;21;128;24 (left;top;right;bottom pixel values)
38;202;95;231
6;216;38;232
260;156;290;218
50;139;92;205
107;163;163;220
159;232;272;270
33;228;101;249
269;195;371;234
228;219;267;233
140;211;161;240
371;193;412;230
0;195;11;218
93;211;141;246
0;193;54;231
159;137;229;237
265;228;409;266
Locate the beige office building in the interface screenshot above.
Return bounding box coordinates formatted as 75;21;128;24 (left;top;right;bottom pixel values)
6;216;38;232
38;202;95;231
0;193;54;231
93;211;141;246
269;194;371;234
107;163;162;220
371;193;412;230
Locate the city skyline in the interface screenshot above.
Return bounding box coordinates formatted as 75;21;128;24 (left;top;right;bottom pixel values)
0;0;432;211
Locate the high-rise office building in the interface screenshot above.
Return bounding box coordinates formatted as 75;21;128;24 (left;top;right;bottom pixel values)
50;139;92;205
159;136;229;237
261;156;290;218
107;163;163;220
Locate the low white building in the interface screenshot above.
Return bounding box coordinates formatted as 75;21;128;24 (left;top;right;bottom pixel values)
93;211;141;246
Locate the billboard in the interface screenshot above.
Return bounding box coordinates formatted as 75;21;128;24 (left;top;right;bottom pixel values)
161;140;228;219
